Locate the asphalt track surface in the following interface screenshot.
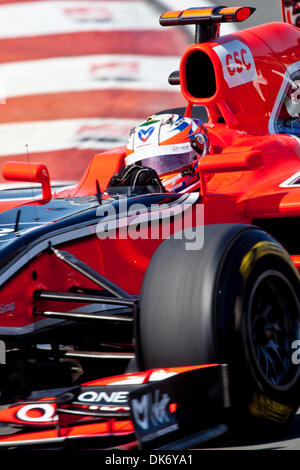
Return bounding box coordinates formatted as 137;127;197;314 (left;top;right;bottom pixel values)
0;0;299;453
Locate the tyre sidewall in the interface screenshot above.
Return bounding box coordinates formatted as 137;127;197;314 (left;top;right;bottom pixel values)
215;229;300;422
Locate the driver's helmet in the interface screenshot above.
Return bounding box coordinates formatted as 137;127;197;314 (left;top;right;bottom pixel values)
125;114;209;192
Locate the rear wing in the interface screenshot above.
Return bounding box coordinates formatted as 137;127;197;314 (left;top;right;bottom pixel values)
281;0;300;26
160;6;255;42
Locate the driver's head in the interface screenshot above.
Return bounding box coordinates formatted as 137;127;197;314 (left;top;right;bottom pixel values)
125;114;209;192
285;79;300;118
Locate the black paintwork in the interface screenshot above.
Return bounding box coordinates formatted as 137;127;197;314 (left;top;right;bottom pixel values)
0;192;187;283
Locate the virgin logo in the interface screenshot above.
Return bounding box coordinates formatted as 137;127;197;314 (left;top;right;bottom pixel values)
214;40;257;88
131;390;171;431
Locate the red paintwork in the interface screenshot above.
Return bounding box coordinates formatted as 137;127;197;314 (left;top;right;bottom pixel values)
2;161;52;203
181;22;300;132
69;147;126;196
0;9;299;327
82;363;218;386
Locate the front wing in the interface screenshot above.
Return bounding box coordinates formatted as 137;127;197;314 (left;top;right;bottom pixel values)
0;363;229;450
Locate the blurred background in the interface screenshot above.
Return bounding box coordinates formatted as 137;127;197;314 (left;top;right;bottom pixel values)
0;0;283;183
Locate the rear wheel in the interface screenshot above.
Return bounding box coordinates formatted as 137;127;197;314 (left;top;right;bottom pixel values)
137;224;300;424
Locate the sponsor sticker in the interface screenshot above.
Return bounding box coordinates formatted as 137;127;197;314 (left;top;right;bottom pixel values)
77;390;129;405
0;302;15;314
16;404;58;424
213;40;257;88
131;389;178;443
138;126;155;142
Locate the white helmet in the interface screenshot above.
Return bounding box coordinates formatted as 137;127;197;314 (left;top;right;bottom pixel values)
125;114;209;191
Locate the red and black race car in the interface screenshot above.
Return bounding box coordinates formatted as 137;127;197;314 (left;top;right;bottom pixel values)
0;2;300;449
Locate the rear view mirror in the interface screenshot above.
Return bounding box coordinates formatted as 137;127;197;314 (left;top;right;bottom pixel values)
2;161;52;203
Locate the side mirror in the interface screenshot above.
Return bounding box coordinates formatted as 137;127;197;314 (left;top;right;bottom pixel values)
198;150;263;197
2;161;52;204
199;150;263;174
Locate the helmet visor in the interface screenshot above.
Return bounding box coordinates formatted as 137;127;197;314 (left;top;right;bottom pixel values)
139;151;197;175
125;143;198;176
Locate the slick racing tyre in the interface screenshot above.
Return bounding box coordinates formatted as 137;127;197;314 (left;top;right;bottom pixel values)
138;224;300;424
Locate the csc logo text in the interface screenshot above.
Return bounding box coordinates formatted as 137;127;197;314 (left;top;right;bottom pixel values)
214;40;257;88
226;49;252;76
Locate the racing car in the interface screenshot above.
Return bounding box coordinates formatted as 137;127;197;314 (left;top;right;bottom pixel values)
0;1;299;449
